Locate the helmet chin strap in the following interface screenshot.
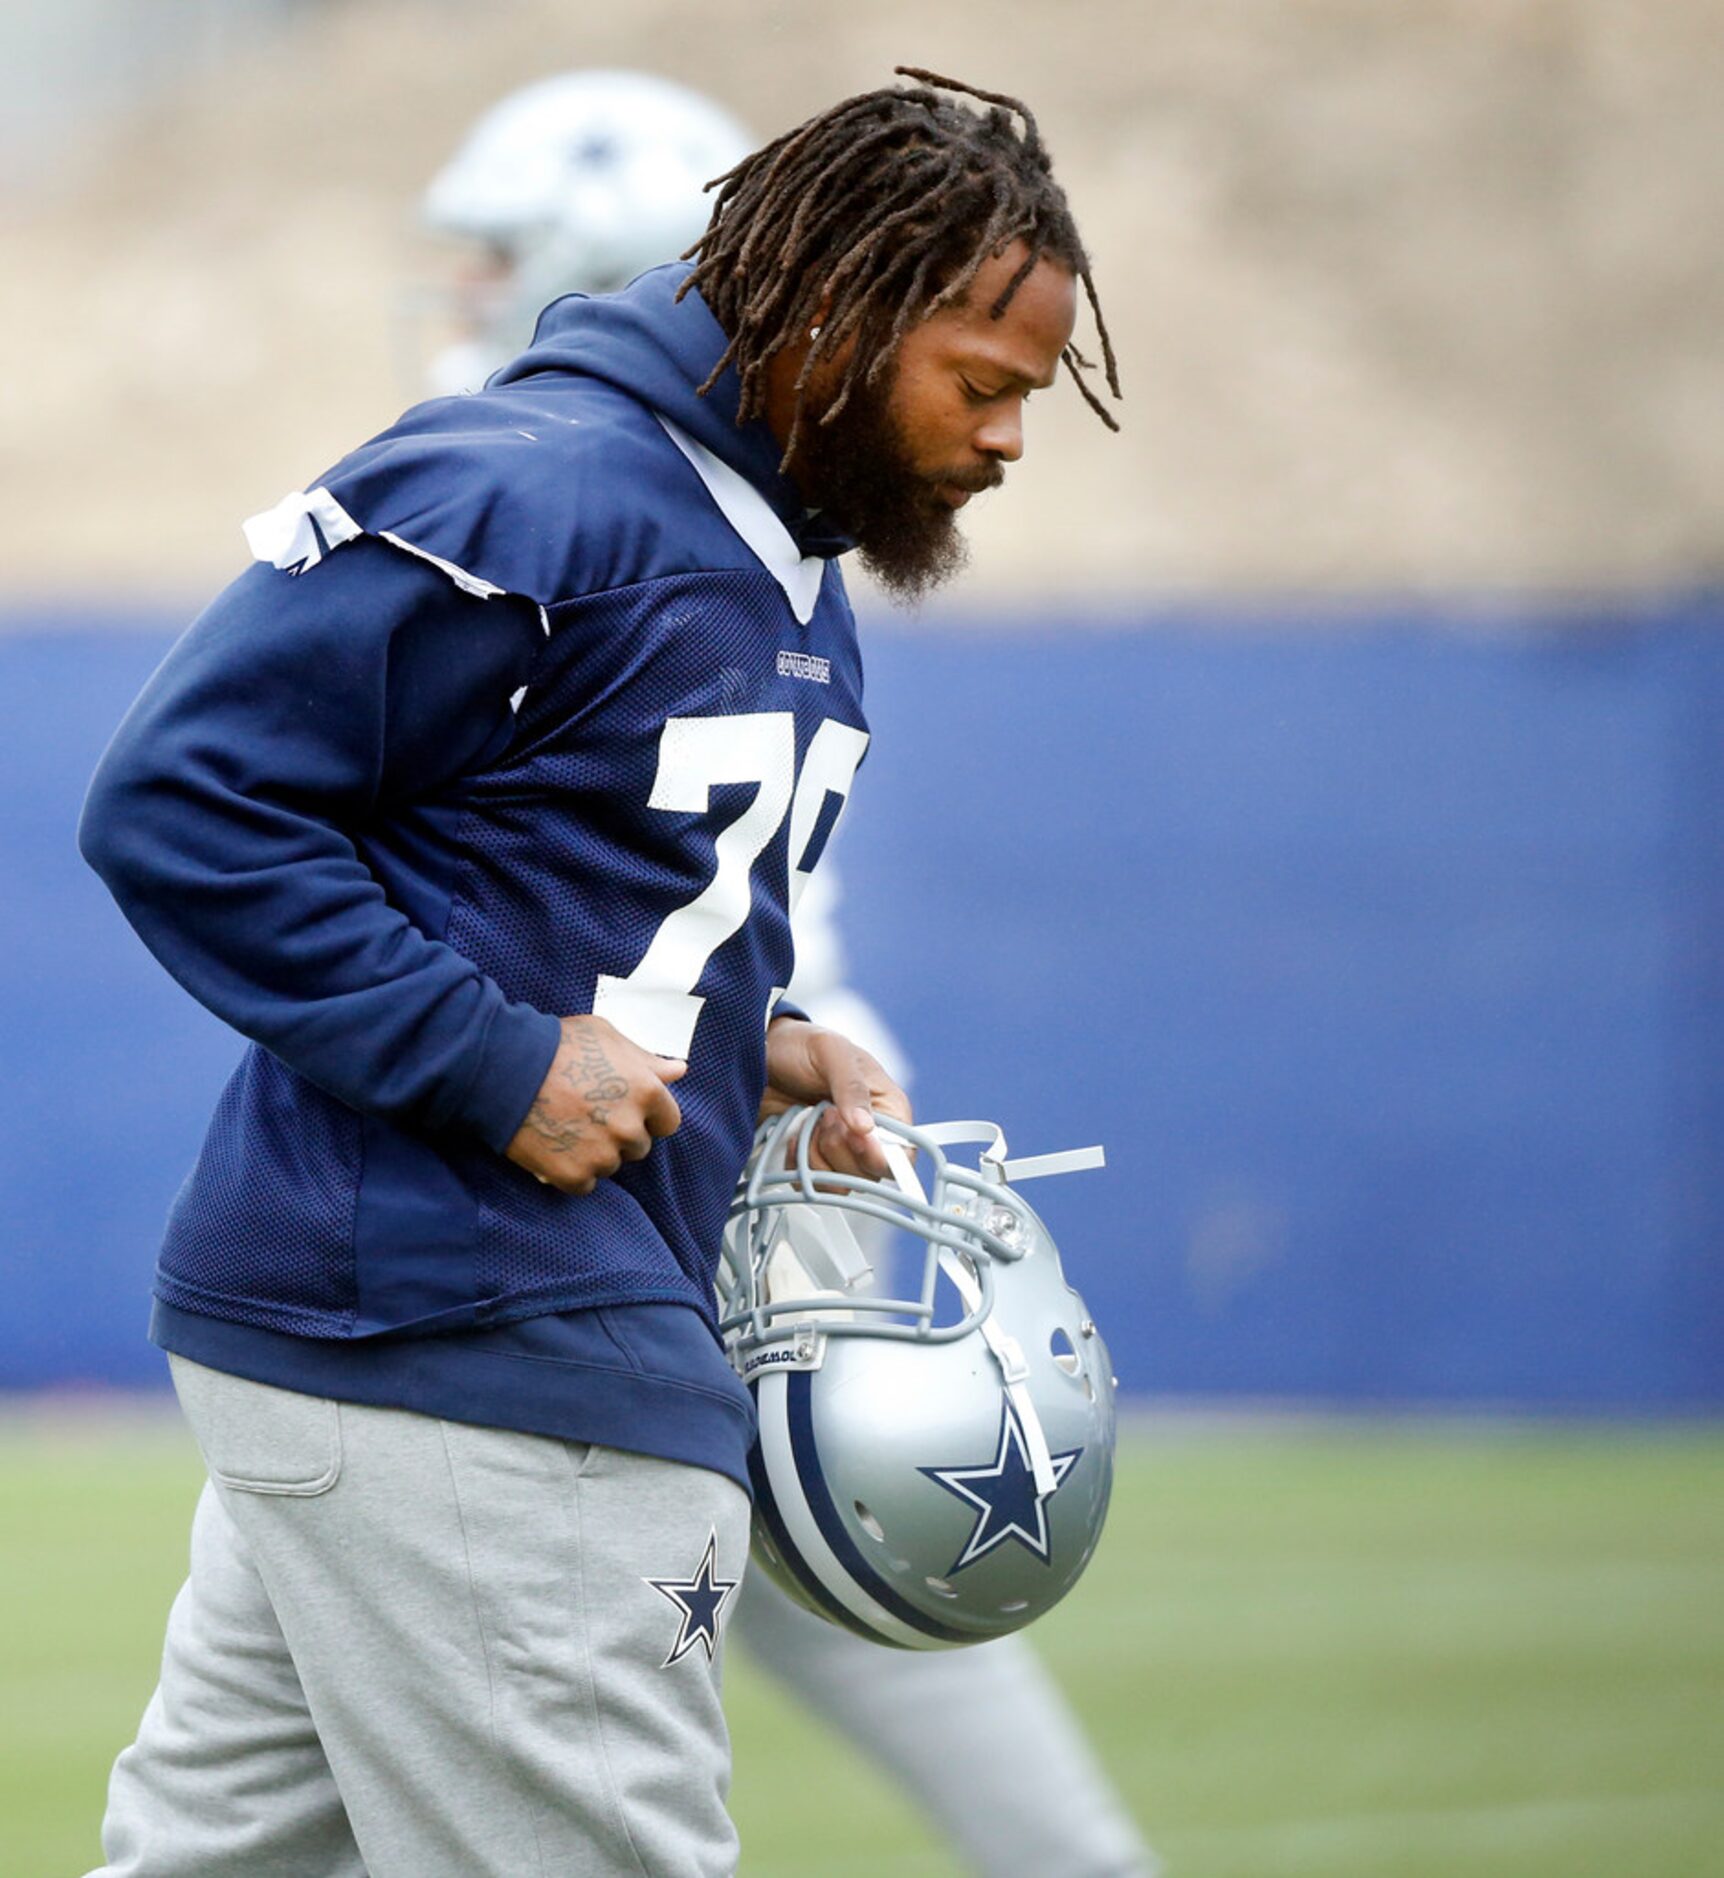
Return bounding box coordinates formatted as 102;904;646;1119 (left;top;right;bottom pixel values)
996;1143;1107;1182
879;1137;1060;1498
909;1119;1106;1186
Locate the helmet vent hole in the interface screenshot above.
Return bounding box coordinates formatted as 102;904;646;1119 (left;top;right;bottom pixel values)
1050;1327;1082;1376
853;1501;886;1543
924;1575;960;1599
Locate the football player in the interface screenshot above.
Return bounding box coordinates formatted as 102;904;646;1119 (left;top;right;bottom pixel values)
418;72;1155;1877
81;69;1138;1877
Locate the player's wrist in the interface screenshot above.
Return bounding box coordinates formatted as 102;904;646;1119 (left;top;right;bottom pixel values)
462;1003;566;1154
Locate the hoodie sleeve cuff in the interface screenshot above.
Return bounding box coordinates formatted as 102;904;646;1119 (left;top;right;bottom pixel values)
456;1003;564;1155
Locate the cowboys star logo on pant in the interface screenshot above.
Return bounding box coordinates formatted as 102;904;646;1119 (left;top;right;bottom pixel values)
645;1530;738;1666
920;1398;1082;1573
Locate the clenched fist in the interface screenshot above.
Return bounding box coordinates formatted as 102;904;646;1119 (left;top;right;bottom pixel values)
506;1013;685;1194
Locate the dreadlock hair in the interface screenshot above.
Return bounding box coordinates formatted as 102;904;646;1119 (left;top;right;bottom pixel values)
678;67;1121;469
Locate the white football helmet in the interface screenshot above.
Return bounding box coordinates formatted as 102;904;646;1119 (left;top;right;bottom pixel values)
418;70;753;393
719;1105;1116;1650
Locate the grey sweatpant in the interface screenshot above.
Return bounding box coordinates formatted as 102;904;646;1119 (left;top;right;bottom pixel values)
89;1357;750;1878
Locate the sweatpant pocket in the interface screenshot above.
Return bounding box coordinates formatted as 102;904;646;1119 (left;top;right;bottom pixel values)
170;1354;343;1496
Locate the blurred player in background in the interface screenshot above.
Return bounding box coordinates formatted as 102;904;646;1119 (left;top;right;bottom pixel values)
418;70;1153;1878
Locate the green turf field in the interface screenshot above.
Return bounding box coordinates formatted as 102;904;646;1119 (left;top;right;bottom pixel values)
3;1411;1720;1877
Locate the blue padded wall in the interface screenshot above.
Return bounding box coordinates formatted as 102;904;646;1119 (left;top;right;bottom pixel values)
2;597;1719;1407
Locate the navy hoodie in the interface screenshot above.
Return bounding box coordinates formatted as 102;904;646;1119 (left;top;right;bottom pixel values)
80;265;867;1486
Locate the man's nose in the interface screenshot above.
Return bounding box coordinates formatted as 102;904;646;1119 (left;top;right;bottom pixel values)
974;402;1025;463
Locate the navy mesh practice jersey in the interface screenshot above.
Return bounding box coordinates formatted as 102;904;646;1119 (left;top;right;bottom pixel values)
80;264;868;1359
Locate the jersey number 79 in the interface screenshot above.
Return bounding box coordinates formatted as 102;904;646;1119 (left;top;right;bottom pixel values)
593;712;869;1058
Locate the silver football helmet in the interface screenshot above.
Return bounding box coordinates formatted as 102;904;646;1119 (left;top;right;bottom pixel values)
719;1105;1116;1650
416;70;753;394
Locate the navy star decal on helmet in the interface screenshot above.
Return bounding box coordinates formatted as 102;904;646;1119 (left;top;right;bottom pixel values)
718;1105;1116;1650
921;1397;1084;1574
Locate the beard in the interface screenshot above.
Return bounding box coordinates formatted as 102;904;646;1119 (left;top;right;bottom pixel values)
792;364;1002;604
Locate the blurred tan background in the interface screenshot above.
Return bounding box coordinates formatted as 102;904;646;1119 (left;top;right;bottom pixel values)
2;0;1721;602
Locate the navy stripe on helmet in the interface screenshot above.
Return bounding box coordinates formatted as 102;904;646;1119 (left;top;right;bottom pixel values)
784;1370;972;1645
747;1387;895;1645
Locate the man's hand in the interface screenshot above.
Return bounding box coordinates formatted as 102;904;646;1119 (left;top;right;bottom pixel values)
506;1014;686;1194
760;1016;911;1180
